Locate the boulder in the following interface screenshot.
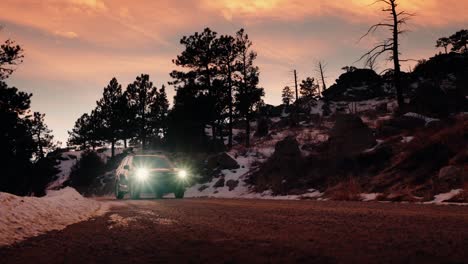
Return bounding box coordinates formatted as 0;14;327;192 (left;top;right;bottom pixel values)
328;114;377;157
206;153;240;170
226;180;239;191
249;136;305;194
274;136;301;157
377;116;426;137
435;166;464;193
213;178;225;188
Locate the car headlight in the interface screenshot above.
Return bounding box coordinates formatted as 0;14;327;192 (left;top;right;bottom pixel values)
136;168;149;181
178;170;188;179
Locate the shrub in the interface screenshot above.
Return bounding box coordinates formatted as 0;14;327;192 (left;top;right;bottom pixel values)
326;177;362;201
69;150;105;192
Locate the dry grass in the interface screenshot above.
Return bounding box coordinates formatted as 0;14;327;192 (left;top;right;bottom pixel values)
326;178;363;201
376;188;421;202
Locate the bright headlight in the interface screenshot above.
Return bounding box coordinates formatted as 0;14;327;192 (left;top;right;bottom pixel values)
178;170;187;179
136;168;149;181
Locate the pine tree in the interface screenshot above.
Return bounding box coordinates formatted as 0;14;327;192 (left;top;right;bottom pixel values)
234;29;264;147
449;29;468;53
299;77;319;99
126;74;158;150
30;112;54;159
170;28;220;141
68;113;91;150
282;86;294;106
436;37;451;54
0;27;24;80
96;77;123;157
215;34;239;149
149;84;169;145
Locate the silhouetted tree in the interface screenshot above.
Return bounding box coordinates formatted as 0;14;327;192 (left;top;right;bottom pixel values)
449;29;468;54
215;34;239;149
316;61;328;94
341;66;357;73
300;77;319;99
119;91;135;148
436;37;451;54
30;112;54;159
0;27;24;80
358;0;413;107
149;84;169;146
0;81;35;195
234;29;264;147
282;86;294;106
126;74;158;150
68;113;91;149
96;78;123;157
171;28;220;141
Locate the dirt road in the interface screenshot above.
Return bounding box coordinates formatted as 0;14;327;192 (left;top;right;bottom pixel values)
1;198;468;263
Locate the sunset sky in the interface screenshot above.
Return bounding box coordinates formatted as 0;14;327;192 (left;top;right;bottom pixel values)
1;0;467;144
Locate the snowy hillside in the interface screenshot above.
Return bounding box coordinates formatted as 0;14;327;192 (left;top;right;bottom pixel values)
48;148;124;190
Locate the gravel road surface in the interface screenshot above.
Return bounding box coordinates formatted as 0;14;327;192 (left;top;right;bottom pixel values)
1;198;468;263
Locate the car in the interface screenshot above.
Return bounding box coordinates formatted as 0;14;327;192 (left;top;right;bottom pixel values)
114;153;189;200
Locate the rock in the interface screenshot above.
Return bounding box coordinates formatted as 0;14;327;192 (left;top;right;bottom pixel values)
249;136;305;194
376;102;388;113
328;114;377;157
226;180;239;191
435;166;464;193
198;185;209;192
206;153;240;170
377;116;426;137
274;136;301;157
213;178;225;188
255;118;269;137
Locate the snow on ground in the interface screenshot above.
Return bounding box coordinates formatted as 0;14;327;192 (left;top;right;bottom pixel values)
424;189;466;205
185;152;323;200
0;187;106;246
404;112;440;126
361;193;380;202
401;136;415;143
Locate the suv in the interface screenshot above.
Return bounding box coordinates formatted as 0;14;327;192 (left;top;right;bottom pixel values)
114;154;188;199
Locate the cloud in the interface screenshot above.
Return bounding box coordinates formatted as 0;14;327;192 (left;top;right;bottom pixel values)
68;0;107;11
53;31;79;39
202;0;468;27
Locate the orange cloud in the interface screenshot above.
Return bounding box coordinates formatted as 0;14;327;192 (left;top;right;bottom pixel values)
202;0;468;27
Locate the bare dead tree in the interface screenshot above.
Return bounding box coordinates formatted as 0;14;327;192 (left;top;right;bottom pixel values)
358;0;414;107
315;60;327;96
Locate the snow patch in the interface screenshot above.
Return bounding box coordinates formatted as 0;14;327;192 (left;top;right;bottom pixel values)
361;193;380;202
425;189;465;205
401;136;414;143
0;187;105;246
404;112;439;126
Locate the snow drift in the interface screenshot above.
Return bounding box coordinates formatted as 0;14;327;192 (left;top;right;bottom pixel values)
0;187;105;246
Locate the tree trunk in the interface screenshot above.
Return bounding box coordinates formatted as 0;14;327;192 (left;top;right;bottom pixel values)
37;133;44;159
391;1;404;108
111;140;115;158
245;116;250;147
227;65;233;150
123;139;127;149
319;62;327;92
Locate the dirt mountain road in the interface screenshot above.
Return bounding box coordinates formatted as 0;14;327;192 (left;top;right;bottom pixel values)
1;198;468;264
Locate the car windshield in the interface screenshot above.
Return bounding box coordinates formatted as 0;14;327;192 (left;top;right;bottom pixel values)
132;156;172;169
